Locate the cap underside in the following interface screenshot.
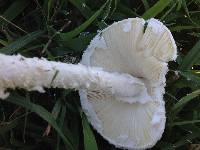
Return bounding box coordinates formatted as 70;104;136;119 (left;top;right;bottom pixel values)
79;18;177;149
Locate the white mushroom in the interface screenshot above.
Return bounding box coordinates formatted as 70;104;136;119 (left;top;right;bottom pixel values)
80;18;177;149
0;18;177;149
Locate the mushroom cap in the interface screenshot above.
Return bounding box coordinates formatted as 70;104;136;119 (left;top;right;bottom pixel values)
79;18;177;149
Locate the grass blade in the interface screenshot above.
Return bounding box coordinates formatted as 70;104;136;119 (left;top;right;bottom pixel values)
48;0;54;20
170;25;200;32
171;90;200;113
68;0;93;18
179;39;200;70
117;2;138;17
101;0;112;21
172;120;200;126
56;102;67;150
174;133;199;147
51;100;62;119
0;39;8;46
58;33;95;52
179;70;200;85
160;1;177;20
142;0;171;19
59;1;108;41
0;30;44;54
0;0;29;27
141;0;149;10
81;112;98;150
0;120;18;134
6;94;75;150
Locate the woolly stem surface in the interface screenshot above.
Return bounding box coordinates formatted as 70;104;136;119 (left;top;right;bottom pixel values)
0;54;147;101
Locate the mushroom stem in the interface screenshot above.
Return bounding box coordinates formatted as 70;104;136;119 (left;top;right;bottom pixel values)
0;54;147;101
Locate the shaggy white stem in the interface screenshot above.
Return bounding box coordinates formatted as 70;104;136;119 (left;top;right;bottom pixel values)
0;54;147;101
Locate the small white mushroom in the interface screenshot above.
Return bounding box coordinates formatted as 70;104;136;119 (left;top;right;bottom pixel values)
80;18;177;149
0;18;177;149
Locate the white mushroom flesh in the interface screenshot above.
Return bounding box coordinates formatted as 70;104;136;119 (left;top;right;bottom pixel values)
0;53;149;103
80;18;177;149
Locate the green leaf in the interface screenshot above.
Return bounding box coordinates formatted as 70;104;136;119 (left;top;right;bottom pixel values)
47;0;54;21
141;0;150;10
179;39;200;70
182;0;190;17
172;120;200;126
56;102;67;150
160;2;177;20
109;0;118;17
176;0;182;11
171;90;200;113
81;112;98;150
170;25;200;32
68;0;93;18
179;70;200;85
6;94;75;150
51;100;62;119
58;33;95;52
142;0;171;19
59;1;108;41
0;0;30;27
101;0;112;21
0;39;8;46
0;31;44;54
117;2;138;17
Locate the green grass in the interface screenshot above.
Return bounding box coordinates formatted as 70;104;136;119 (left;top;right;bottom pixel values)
0;0;200;149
